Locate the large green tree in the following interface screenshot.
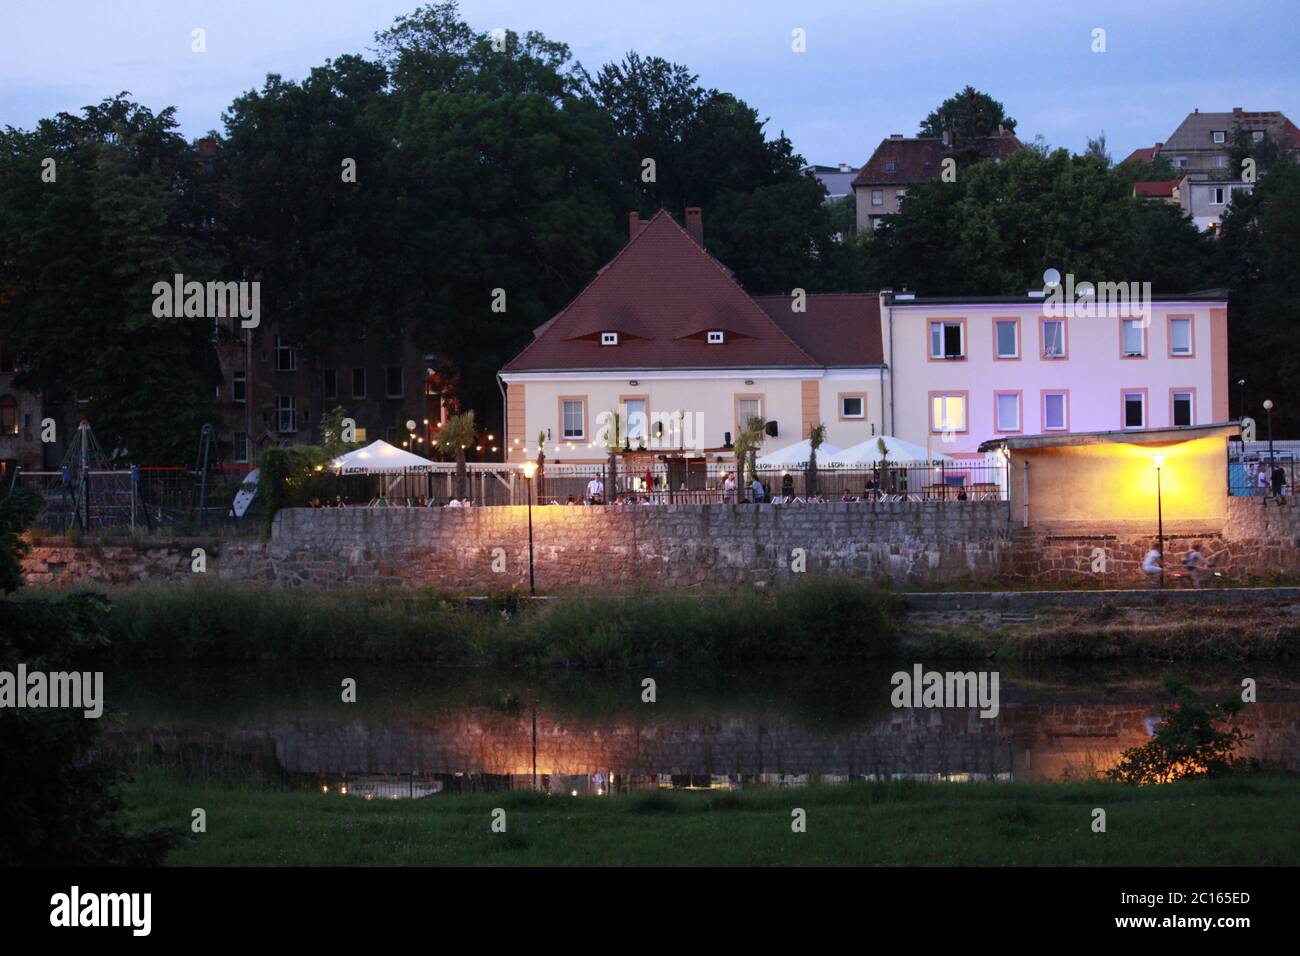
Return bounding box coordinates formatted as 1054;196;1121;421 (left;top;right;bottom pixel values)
0;96;222;463
919;86;1017;138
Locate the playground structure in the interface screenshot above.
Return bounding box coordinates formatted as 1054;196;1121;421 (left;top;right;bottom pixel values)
12;420;251;532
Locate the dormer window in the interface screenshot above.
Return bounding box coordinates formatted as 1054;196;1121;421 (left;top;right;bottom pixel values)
885;160;897;173
707;330;725;345
600;332;619;346
1212;130;1226;144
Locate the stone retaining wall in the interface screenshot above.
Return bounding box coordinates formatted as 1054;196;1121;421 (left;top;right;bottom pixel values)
19;497;1300;591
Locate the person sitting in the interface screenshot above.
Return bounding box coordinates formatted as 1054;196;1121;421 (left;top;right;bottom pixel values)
445;497;462;508
1141;539;1162;588
781;473;795;499
566;494;576;506
956;489;968;501
841;489;855;502
1182;541;1210;587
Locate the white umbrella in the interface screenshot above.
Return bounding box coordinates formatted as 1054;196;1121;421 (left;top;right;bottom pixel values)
330;439;435;474
755;438;845;469
824;435;954;466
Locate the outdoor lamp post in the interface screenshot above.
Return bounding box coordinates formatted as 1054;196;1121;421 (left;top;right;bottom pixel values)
1153;454;1165;588
1263;400;1275;470
521;459;537;595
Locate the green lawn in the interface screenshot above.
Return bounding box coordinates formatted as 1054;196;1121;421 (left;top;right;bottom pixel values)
123;773;1300;866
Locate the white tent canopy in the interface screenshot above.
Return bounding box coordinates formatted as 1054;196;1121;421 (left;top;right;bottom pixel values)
331;440;435;475
755;439;845;469
823;436;955;466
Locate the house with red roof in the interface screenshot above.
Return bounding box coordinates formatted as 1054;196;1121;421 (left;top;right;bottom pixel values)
498;209;886;466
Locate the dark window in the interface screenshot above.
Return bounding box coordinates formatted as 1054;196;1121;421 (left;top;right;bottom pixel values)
386;366;404;398
1173;392;1193;427
1124;393;1145;429
352;368;366;399
274;336;297;372
0;396;16;435
0;346;15;374
322;369;337;401
232;371;246;404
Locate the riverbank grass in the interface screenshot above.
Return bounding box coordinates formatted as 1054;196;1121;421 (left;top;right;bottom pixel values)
124;773;1300;866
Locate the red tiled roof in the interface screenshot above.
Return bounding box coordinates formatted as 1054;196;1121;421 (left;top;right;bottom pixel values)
1133;179;1179;198
502;211;819;372
1122;143;1163;165
851;131;1024;187
752;293;882;366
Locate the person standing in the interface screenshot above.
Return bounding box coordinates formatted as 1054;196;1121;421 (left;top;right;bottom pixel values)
586;474;605;505
722;471;736;504
1271;463;1287;503
751;476;767;504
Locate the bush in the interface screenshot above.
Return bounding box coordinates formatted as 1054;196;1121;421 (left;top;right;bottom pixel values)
1106;675;1259;785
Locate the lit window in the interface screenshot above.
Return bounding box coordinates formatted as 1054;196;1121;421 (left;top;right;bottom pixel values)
930;393;966;433
601;332;619;346
929;320;964;359
707;330;724;344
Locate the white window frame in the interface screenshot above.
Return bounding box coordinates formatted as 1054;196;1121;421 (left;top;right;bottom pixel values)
1042;319;1066;358
871;189;884;206
600;332;619;346
1210;187;1226;205
1123;392;1146;430
1043;392;1067;431
274;335;297;372
707;330;725;344
562;399;585;439
234;432;250;463
1212;130;1226;144
1122;318;1146;357
276;395;297;434
1170;317;1193;356
930;393;967;433
1252;130;1265;143
994;319;1018;359
840;395;864;419
1172;390;1194;427
929;320;965;360
995;392;1020;432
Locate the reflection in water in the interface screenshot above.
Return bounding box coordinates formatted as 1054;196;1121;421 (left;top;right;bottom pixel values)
100;662;1300;788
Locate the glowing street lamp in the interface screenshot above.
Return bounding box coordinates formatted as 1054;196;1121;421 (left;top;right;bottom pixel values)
1153;454;1165;588
521;460;537;595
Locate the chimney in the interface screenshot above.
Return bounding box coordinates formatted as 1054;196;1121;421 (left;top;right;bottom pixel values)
684;207;703;245
1233;106;1243;115
628;211;640;241
890;133;904;140
942;129;953;147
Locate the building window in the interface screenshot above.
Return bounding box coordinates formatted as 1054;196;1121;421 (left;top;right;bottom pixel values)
0;396;16;435
352;367;366;399
1169;316;1193;356
1212;130;1226;144
1043;391;1068;431
274;336;297;372
736;397;762;429
994;392;1021;433
386;366;404;398
839;394;865;419
276;395;296;433
233;432;250;463
1210;187;1225;205
707;330;725;345
1253;130;1265;143
1122;318;1146;357
1174;156;1187;168
1123;391;1146;429
322;369;337;401
896;188;907;200
1041;318;1067;358
1172;390;1194;427
232;371;246;404
600;332;619;346
994;319;1019;359
561;399;585;440
871;189;884;206
930;393;967;433
929;320;965;359
0;345;15;374
884;161;897;173
1214;155;1228;169
624;398;647;440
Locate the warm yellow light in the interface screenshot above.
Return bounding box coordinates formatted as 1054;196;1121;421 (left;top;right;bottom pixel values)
1153;454;1164;469
521;460;537;479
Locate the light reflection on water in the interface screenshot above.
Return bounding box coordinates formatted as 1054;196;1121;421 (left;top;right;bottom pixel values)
100;662;1300;787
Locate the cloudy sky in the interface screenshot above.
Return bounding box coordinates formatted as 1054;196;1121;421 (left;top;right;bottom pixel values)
3;0;1298;165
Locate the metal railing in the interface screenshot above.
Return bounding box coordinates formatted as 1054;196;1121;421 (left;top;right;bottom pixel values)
1229;451;1295;497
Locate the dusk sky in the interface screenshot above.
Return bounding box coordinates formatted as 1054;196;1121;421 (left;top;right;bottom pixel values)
2;0;1298;166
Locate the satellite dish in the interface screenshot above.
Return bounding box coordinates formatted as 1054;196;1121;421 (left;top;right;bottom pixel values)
1043;268;1061;288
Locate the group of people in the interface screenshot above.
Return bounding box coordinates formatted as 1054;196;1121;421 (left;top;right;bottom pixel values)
1244;460;1289;502
1141;539;1214;588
